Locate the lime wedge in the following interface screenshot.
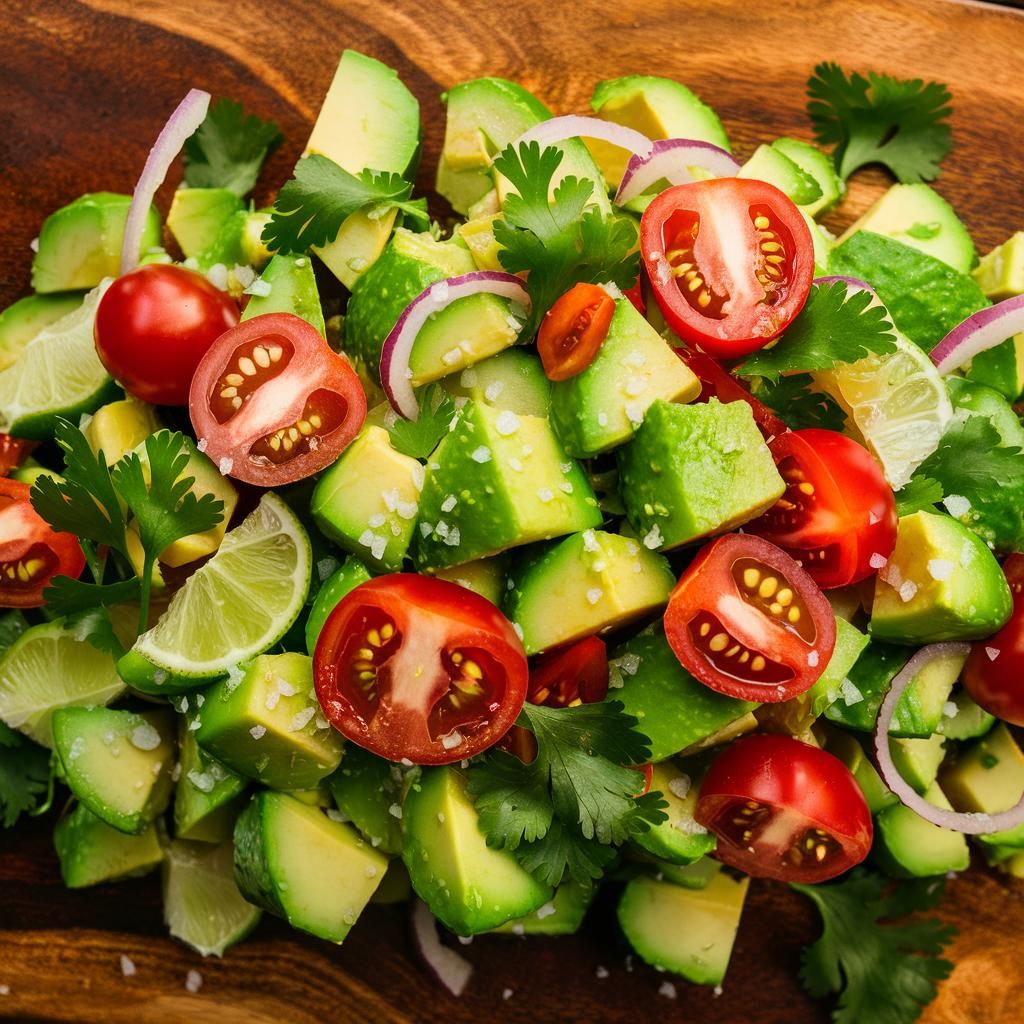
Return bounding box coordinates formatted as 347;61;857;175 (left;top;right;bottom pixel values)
813;331;952;489
163;839;261;957
0;282;119;440
133;493;311;677
0;619;124;747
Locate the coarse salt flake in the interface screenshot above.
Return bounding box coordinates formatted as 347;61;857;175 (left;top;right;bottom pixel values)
928;559;955;581
668;775;691;799
586;587;604;605
185;970;202;994
495;410;520;436
537;487;554;503
470;446;492;463
441;495;458;513
899;580;918;603
120;955;136;978
943;494;971;518
643;524;663;549
130;724;162;751
289;707;316;732
869;552;888;570
484;381;505;402
217;457;233;476
986;646;1001;661
388;803;403;819
659;981;677;999
249;725;267;740
441;730;464;750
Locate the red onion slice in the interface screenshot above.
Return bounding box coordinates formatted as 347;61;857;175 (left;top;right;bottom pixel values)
615;138;740;206
121;88;211;275
511;115;653;162
875;643;1024;834
411;900;473;997
930;294;1024;375
380;271;530;421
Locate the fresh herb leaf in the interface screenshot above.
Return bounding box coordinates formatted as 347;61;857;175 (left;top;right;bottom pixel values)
263;155;426;254
894;475;944;518
493;141;639;338
0;721;50;828
516;818;619;889
738;281;896;382
385;385;457;460
807;63;953;183
749;373;848;431
793;871;956;1024
0;610;28;653
67;607;126;660
42;576;142;618
183;98;282;197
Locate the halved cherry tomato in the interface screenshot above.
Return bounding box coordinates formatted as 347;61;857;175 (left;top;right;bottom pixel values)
664;533;835;703
0;478;85;607
695;734;872;883
537;283;616;381
189;313;366;487
963;554;1024;726
641;179;814;359
0;435;37;477
95;264;239;405
747;429;897;589
623;279;646;315
314;574;528;765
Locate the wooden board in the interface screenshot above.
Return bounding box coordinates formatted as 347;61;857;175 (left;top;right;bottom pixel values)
3;0;1024;1020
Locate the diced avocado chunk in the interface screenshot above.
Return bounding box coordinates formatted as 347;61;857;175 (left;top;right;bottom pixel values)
304;557;372;656
610;629;757;762
618;871;748;986
326;745;404;855
947;376;1024;450
937;688;995;741
802;210;836;277
657;857;722;890
54;803;164;888
874;782;970;877
491;882;594;935
174;717;247;843
504;530;674;655
167;188;243;258
0;292;83;372
195;653;343;790
434;555;507;606
456;214;503;273
803;617;871;718
973;231;1024;300
402;766;552;934
631;761;716;865
889;733;946;794
241;254;325;336
83;398;161;464
618;398;785;551
966;334;1024;403
770;138;845;217
52;707;175;835
550;297;700;458
414;401;600;571
870;511;1012;643
443;348;550;418
234;790;387;942
311;425;422;572
739;145;823;208
195;209;272;279
371;860;413;904
815;724;896;814
32;193;161;293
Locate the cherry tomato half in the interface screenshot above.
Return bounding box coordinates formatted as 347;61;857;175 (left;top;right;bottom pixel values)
747;429;897;589
641;179;814;359
664;533;835;703
0;478;84;607
95;265;239;405
0;435;37;477
537;283;616;381
963;554;1024;726
189;313;367;487
695;734;872;883
314;574;528;765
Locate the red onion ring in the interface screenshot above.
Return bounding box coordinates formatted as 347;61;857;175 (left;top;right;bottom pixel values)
379;271;530;421
930;294;1024;376
410;900;473;997
121;89;211;275
875;643;1024;834
511;115;653;162
614;138;740;206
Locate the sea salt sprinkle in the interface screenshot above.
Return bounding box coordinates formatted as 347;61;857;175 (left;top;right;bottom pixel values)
185;970;203;994
120;955;136;978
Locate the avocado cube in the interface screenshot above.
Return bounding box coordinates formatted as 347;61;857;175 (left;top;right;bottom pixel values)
657;857;722;890
770;138;845;217
326;745;403;855
814;724;897;814
739;144;822;207
371;860;413;905
234;791;388;942
174;717;247;843
443;348;550;418
550;297;700;458
414;402;601;571
937;689;995;741
434;555;507;606
0;292;83;372
166;187;243;258
888;734;947;795
83;399;162;465
618;398;785;551
870;511;1012;644
966;334;1024;403
630;761;716;865
241;254;325;336
194;209;272;278
195;653;343;791
54;803;164;888
618;871;748;986
803;617;871;718
402;767;552;934
457;214;504;273
974;231;1024;300
505;530;674;655
874;782;970;878
491;882;594;936
304;557;372;656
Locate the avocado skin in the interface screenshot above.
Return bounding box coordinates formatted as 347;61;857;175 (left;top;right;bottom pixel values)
232;793;285;919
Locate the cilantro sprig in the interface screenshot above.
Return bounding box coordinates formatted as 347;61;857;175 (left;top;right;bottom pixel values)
385;384;457;460
793;872;956;1024
749;373;848;432
807;63;953;183
493;142;640;339
0;720;51;828
467;701;667;887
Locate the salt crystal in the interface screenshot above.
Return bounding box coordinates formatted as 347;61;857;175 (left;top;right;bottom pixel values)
381;488;400;513
187;770;215;794
196;438;208;453
317;557;340;581
120;955;136;978
484;381;505;402
29;237;39;253
370;536;387;561
217;457;233;476
943;701;958;719
869;552;888;570
668;775;691;799
624;376;647;398
495;410;520;436
441;347;462;366
502;989;514;1000
206;263;228;291
596;966;609;979
289;707;316;732
597;412;609;427
430;281;450;303
470;446;492;463
441;495;458;513
582;530;599;552
960;540;977;568
388;803;403;819
560;482;574;494
535;902;557;919
245;278;272;298
397;500;418;520
460;369;479;387
643;524;663;549
586;587;603;605
185;970;202;994
808;650;819;667
441;730;464;750
943;494;971;518
986;646;1001;661
839;678;863;706
927;559;955;581
233;264;256;289
659;981;677;1000
620;653;641;675
537;487;554;503
129;724;161;751
899;580;919;603
508;457;524;472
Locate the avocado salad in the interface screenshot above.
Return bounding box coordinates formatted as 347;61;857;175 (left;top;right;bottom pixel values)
1;48;1023;1019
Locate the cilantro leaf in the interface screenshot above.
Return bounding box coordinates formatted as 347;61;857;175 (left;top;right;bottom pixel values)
0;610;28;653
493;142;639;338
0;721;50;828
183;98;282;197
263;155;426;254
894;475;944;518
516;818;619;889
469;748;553;849
67;607;126;660
807;63;952;183
42;576;142;618
738;281;896;382
748;373;848;431
385;385;457;460
793;871;956;1024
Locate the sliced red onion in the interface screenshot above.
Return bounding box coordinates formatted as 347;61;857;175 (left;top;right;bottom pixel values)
380;271;530;420
930;294;1024;375
615;138;740;206
411;900;473;997
121;88;211;275
512;115;653;162
813;275;877;295
875;643;1024;834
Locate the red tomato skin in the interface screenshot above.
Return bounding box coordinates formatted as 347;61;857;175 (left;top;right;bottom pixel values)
641;179;814;359
963;555;1024;726
696;734;873;883
528;635;609;706
94;265;239;405
314;574;528;765
623;279;646;315
0;435;37;477
537;283;616;381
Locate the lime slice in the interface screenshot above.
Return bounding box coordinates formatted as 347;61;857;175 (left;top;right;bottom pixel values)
0;282;119;440
133;493;311;677
813;331;952;489
0;619;124;747
163;839;261;957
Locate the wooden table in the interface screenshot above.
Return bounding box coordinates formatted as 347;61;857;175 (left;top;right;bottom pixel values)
4;0;1024;1020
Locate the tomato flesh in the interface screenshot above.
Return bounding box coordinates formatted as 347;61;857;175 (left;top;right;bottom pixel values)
314;574;528;765
0;435;36;477
641;179;814;359
189;313;366;487
537;283;615;381
696;734;873;883
664;533;835;703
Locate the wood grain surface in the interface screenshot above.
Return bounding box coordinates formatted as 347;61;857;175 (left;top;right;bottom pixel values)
3;1;1024;1021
